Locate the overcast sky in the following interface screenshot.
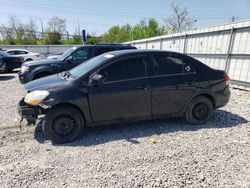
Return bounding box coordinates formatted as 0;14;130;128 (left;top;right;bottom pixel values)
0;0;250;35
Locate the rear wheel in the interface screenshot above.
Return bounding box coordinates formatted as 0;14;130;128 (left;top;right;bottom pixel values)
185;96;213;124
42;106;85;143
34;72;51;80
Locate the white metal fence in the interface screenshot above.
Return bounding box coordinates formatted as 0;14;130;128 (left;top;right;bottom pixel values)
0;45;79;59
125;20;250;90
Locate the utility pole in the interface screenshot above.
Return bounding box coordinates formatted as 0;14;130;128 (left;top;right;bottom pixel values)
77;18;80;36
231;16;235;22
39;19;44;38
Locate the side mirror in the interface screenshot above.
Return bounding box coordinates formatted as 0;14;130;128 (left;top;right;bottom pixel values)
66;56;73;63
91;74;105;85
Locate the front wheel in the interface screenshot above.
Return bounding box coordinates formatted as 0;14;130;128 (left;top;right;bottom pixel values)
185;96;213;124
42;106;85;143
5;67;13;73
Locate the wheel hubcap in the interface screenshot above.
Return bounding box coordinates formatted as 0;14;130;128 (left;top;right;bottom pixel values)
192;103;209;120
52;115;76;136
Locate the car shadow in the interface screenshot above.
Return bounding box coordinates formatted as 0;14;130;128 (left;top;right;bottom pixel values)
34;109;248;146
0;75;15;81
11;70;19;73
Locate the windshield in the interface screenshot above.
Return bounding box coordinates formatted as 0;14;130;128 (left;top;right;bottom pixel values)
57;47;77;61
0;51;10;57
69;53;115;78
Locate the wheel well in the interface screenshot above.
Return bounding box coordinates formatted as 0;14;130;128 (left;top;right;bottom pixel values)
50;103;86;124
34;72;52;79
195;93;216;109
25;58;33;61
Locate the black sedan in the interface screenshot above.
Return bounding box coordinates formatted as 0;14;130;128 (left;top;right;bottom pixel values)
18;50;231;143
0;51;24;73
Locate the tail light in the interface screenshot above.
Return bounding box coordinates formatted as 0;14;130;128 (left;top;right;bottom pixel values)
224;73;230;86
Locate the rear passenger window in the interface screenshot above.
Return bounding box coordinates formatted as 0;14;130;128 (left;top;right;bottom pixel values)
7;51;15;55
152;55;184;75
15;51;26;55
182;57;196;73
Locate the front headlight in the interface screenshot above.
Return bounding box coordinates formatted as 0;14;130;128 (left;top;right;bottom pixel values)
24;90;50;106
21;66;29;73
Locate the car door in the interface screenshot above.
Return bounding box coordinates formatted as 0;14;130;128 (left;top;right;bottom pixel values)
72;47;93;65
150;53;194;115
88;56;151;122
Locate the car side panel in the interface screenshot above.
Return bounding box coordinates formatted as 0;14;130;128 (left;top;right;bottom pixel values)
29;66;55;81
40;85;93;126
4;57;21;70
151;74;195;115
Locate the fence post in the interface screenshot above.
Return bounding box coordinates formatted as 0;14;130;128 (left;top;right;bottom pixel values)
183;34;188;54
160;37;163;50
225;27;235;73
145;40;148;49
46;45;49;57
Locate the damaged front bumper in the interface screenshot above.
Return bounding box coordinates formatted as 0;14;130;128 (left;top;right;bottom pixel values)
18;98;39;117
18;98;42;126
18;97;56;126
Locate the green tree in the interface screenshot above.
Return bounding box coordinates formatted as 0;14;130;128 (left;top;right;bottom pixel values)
63;34;82;45
102;25;124;43
86;34;101;44
47;16;66;35
45;16;67;44
45;32;62;44
165;3;196;33
102;19;166;43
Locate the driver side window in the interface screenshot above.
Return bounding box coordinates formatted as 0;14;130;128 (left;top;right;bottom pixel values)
72;48;91;61
100;57;147;82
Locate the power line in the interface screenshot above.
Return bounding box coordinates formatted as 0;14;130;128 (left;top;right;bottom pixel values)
9;0;236;21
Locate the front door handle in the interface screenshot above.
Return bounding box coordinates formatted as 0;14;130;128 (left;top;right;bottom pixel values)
137;85;151;90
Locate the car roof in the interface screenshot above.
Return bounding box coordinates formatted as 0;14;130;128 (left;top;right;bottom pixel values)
75;44;135;48
6;49;29;52
106;49;184;56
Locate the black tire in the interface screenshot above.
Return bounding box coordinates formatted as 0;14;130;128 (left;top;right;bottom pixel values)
25;59;33;62
42;106;85;143
185;96;213;124
4;67;13;73
34;72;51;80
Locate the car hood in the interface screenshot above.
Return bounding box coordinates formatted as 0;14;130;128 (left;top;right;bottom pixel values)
23;58;60;67
25;74;65;91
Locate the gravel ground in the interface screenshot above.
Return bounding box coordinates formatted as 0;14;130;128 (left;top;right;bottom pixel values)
0;72;249;188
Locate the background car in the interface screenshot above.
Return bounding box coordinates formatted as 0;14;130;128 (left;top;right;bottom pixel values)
0;51;24;73
5;49;41;62
18;50;231;143
46;53;62;60
18;43;136;83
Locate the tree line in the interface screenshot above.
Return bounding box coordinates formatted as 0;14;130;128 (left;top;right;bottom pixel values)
0;4;195;45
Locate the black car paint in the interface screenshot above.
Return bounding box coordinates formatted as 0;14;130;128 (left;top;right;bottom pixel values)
19;50;231;128
0;51;24;72
19;44;136;83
